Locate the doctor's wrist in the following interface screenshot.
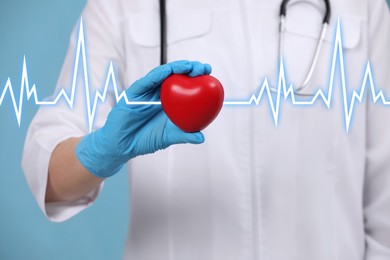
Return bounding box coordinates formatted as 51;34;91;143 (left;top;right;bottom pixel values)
75;131;125;178
46;137;105;203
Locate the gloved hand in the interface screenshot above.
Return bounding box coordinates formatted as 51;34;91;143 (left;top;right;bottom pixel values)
76;60;212;178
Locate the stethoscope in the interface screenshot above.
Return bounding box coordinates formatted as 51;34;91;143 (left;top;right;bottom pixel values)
159;0;331;95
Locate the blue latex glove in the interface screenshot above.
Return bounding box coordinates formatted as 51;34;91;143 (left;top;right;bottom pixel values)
76;60;212;178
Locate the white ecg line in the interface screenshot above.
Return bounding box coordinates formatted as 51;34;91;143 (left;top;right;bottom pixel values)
0;18;388;132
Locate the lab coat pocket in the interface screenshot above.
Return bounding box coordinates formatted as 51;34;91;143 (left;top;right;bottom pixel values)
124;11;213;83
128;11;212;47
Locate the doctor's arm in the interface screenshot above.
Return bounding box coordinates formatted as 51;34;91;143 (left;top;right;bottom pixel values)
22;0;211;220
46;136;101;203
46;61;210;203
364;0;390;258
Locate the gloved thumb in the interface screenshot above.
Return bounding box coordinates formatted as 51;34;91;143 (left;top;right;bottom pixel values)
164;119;205;146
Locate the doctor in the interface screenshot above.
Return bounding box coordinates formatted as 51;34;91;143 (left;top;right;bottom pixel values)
22;0;390;259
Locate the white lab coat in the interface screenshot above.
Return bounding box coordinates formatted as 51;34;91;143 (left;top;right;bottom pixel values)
22;0;390;259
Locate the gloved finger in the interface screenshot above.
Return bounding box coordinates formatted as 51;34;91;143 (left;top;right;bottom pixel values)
117;86;162;117
126;61;211;97
126;61;191;97
204;63;212;74
169;60;211;75
163;119;205;146
127;65;173;97
187;61;212;77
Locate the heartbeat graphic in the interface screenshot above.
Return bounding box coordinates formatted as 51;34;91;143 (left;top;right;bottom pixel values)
0;18;388;132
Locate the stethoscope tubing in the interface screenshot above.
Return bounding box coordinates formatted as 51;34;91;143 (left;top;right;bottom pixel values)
159;0;331;96
159;0;167;65
280;0;331;24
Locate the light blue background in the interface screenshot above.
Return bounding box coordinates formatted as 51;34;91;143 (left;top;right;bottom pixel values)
0;1;129;259
0;1;389;260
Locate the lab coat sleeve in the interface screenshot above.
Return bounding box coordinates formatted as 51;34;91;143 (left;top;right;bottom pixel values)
21;0;126;222
364;0;390;258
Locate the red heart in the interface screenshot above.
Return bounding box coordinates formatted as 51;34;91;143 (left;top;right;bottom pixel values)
161;74;224;133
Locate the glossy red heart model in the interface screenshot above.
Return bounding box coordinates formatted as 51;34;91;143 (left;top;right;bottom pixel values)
161;74;224;133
